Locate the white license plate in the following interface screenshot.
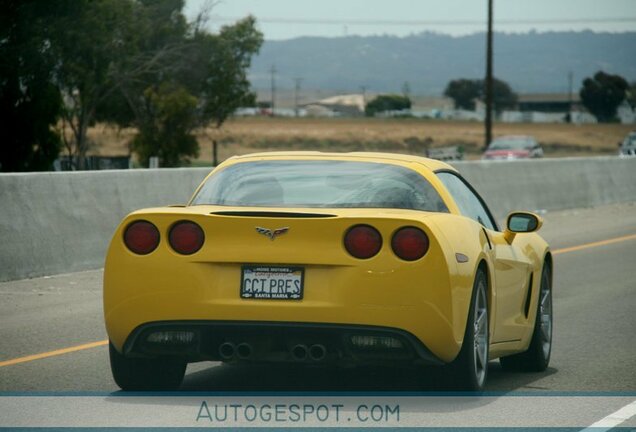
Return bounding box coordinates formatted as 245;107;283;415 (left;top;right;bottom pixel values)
240;265;304;300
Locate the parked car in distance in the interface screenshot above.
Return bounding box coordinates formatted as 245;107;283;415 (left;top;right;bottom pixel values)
426;145;464;161
618;131;636;157
482;136;543;160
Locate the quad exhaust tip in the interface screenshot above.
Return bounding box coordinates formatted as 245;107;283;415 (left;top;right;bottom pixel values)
309;344;326;361
291;344;326;362
291;344;308;361
236;343;253;359
222;342;326;362
219;342;236;360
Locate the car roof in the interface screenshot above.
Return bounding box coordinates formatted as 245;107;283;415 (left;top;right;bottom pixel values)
229;151;457;172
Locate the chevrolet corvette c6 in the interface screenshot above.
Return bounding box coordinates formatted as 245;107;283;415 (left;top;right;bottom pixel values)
104;152;553;391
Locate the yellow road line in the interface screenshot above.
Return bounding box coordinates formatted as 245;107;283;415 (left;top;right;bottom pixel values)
1;233;635;369
552;233;636;255
0;340;108;368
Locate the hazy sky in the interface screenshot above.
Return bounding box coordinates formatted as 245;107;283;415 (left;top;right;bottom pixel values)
185;0;636;40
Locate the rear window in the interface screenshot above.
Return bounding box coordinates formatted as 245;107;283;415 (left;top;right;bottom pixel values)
190;160;448;212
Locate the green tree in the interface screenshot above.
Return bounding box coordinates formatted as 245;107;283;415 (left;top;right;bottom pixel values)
489;78;518;113
95;0;189;129
101;8;263;166
96;0;193;167
131;83;199;167
192;16;263;128
186;16;263;165
0;1;75;171
365;94;412;116
579;71;628;122
53;0;136;169
444;77;517;113
444;79;481;110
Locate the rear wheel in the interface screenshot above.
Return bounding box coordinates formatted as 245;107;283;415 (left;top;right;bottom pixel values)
448;269;489;391
500;263;552;371
109;342;186;391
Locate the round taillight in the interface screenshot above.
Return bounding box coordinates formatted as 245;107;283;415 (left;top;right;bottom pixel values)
124;221;160;255
169;221;204;255
391;227;429;261
344;225;382;259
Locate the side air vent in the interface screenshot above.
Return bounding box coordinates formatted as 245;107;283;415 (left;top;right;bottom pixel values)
210;211;336;218
524;273;534;318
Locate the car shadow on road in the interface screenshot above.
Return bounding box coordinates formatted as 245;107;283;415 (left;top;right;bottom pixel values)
486;362;559;391
179;361;558;393
104;363;560;416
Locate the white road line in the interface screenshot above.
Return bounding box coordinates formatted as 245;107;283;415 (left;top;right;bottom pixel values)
581;399;636;431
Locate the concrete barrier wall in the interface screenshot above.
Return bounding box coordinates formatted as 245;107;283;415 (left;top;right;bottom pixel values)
454;157;636;220
1;157;634;282
0;168;210;282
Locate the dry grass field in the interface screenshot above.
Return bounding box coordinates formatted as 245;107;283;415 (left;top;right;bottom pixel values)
88;117;633;164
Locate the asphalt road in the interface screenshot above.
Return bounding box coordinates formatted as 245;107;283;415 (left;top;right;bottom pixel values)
1;202;635;396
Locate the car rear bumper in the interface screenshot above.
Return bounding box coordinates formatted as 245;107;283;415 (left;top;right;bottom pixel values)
104;214;472;364
120;320;445;367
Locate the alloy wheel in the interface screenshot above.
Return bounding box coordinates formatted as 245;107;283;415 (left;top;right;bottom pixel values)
473;280;489;387
539;272;552;359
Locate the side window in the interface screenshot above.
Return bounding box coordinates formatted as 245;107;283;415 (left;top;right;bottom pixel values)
437;172;497;231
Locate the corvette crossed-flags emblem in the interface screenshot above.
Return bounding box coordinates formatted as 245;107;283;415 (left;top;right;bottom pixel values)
255;226;289;240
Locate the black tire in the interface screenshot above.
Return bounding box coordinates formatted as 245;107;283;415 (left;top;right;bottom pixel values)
448;269;489;391
109;342;187;391
500;263;552;372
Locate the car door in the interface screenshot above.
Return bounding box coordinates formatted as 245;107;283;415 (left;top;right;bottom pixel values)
436;171;532;343
484;229;534;343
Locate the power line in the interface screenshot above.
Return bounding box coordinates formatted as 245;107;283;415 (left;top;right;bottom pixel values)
211;15;636;26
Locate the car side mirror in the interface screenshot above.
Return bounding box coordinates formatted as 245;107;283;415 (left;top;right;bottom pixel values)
504;211;543;243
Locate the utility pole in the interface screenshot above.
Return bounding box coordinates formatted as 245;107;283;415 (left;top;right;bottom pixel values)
484;0;494;149
294;77;302;117
567;71;573;123
270;64;277;117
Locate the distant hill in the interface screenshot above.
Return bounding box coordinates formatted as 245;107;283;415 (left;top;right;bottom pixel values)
249;31;636;96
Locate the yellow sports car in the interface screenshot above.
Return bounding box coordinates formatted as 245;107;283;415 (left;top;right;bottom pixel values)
104;152;553;391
